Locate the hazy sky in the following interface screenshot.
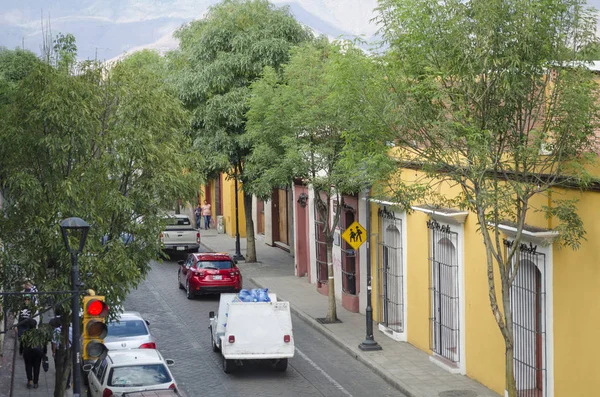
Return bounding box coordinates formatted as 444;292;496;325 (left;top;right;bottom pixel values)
0;0;598;62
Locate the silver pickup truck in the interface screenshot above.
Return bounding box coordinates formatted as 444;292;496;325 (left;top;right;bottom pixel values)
160;214;200;254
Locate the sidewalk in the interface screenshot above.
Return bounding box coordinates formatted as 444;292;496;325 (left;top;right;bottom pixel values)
10;343;72;397
200;228;500;397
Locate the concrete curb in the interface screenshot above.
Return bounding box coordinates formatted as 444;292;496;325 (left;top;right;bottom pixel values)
0;315;16;397
249;277;416;397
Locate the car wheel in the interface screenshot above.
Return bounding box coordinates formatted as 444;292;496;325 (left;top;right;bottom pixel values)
210;327;220;353
223;356;235;373
178;271;184;290
274;358;288;371
186;280;194;300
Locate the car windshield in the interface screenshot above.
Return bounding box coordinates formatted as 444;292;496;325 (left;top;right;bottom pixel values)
107;320;148;338
166;217;190;226
197;260;233;270
108;364;171;387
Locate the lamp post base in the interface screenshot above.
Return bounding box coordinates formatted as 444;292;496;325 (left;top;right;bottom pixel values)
233;253;245;261
358;339;382;351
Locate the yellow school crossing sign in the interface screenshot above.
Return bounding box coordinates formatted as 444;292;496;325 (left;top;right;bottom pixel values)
341;221;367;250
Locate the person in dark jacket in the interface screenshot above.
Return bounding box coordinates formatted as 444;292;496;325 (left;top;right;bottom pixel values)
21;318;46;389
15;295;33;355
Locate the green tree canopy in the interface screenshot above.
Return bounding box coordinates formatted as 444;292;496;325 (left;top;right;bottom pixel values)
246;39;372;322
0;42;200;396
174;0;313;261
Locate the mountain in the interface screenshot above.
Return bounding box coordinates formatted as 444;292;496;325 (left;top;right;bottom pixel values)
0;0;379;61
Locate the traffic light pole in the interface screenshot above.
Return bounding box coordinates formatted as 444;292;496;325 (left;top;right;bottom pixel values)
70;252;82;397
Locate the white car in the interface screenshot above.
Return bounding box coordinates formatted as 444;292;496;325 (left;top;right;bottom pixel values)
105;311;157;351
85;349;178;397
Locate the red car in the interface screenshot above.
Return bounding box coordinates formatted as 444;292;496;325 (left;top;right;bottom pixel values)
177;252;242;299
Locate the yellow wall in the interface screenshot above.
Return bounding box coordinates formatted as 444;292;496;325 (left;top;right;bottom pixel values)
462;207;505;393
405;210;434;353
373;162;600;395
553;188;600;396
221;174;247;238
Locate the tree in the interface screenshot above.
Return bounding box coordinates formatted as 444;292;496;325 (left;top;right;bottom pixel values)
0;40;200;396
173;0;312;262
347;0;599;395
246;39;369;322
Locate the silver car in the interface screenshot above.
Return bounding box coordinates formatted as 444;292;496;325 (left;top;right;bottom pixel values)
105;311;157;351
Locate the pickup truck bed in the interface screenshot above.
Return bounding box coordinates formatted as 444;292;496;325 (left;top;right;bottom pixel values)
160;214;200;253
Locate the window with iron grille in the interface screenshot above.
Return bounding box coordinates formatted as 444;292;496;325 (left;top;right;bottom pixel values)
377;206;403;333
315;213;328;284
506;239;547;397
427;219;460;364
341;207;357;295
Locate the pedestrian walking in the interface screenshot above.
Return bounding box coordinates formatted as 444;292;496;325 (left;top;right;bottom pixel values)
21;318;46;389
195;204;202;229
202;200;212;230
22;279;39;307
15;295;33;355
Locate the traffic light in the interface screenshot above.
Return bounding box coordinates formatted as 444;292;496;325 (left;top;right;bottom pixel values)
82;294;109;361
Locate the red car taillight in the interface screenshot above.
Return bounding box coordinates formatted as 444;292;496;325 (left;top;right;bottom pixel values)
169;383;177;389
196;232;200;244
160;232;164;244
284;335;291;343
102;388;113;397
228;335;235;343
229;270;239;277
139;342;156;349
193;270;205;278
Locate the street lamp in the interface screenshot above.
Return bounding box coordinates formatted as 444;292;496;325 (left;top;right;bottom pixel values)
233;176;245;261
359;187;382;351
60;217;90;397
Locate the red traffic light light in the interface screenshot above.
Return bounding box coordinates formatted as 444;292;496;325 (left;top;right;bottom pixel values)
86;299;108;317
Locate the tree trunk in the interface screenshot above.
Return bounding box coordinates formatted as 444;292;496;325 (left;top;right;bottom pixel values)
243;192;256;262
325;239;338;322
53;346;70;397
502;275;517;397
506;343;517;397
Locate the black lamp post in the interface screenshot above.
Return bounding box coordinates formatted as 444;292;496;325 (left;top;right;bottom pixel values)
60;217;90;397
233;176;245;261
359;187;382;351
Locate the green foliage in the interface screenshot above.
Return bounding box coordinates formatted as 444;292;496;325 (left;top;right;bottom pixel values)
53;33;77;72
173;0;313;182
0;39;201;318
363;0;600;241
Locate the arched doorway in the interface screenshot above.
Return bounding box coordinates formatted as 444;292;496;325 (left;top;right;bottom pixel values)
430;229;459;364
511;255;545;396
381;223;403;333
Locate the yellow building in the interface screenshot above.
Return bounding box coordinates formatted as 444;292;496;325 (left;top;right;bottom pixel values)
367;171;600;397
200;173;247;238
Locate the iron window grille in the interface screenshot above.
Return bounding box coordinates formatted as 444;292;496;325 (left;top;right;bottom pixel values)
315;215;328;284
427;219;460;364
377;206;404;333
341;206;357;295
505;239;547;397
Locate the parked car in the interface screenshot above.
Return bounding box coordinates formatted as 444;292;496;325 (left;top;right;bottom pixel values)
105;311;157;351
122;389;186;397
85;349;178;397
178;252;242;299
